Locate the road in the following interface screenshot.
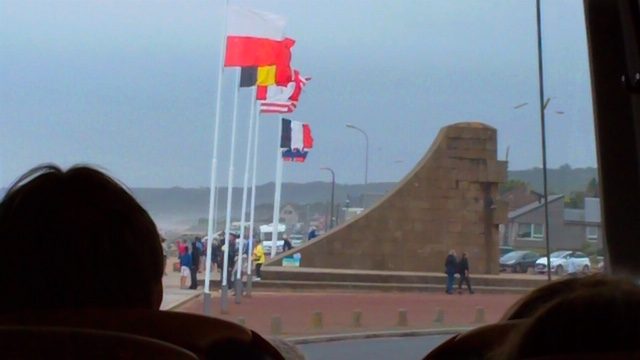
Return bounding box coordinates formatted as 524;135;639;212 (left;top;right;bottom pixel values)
298;335;451;360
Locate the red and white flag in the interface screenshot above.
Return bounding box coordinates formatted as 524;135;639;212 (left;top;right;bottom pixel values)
257;70;310;113
224;5;294;83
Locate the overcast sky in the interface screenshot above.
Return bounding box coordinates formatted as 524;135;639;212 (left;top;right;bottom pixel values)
1;0;595;188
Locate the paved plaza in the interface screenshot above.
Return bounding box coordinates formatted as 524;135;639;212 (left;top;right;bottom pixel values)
161;257;524;337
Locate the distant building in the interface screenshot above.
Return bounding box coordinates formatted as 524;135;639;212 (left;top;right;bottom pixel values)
503;196;603;250
280;204;300;227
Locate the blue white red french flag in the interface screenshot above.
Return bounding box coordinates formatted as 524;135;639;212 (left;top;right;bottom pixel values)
280;118;313;150
282;149;308;162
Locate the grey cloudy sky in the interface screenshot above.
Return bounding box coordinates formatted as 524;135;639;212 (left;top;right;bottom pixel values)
1;0;595;188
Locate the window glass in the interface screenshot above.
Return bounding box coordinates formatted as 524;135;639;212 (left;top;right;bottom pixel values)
532;224;544;238
1;0;605;348
518;223;533;238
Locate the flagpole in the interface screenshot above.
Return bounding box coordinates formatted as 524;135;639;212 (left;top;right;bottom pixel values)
235;86;257;304
220;69;242;314
204;0;229;316
246;104;261;296
271;117;284;258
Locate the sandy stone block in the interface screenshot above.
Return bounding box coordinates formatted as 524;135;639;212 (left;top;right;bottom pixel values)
486;161;508;182
448;221;462;233
445;127;466;138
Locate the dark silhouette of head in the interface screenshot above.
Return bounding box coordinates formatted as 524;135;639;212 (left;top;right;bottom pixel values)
501;274;615;321
0;164;163;312
499;276;640;359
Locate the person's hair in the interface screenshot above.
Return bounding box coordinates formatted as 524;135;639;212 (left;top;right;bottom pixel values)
497;277;640;359
501;274;614;321
0;164;163;312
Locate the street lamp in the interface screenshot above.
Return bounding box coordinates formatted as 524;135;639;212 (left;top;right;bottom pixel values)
513;98;563;281
346;123;369;185
320;167;336;229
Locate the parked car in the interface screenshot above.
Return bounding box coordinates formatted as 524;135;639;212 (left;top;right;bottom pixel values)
535;251;592;275
500;246;515;257
499;250;540;273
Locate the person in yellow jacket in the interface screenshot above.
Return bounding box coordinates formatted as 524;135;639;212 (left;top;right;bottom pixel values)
252;239;265;280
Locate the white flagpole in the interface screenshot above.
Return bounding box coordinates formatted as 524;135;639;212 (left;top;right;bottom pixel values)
204;0;229;316
246;104;261;295
220;69;242;314
271;117;284;258
234;86;257;304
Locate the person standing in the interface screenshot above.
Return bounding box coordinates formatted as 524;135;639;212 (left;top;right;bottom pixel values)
160;237;168;275
444;249;458;294
195;236;204;273
179;246;192;290
282;234;292;252
224;233;238;290
178;238;188;256
253;239;265;280
457;252;474;294
189;239;200;290
307;227;317;241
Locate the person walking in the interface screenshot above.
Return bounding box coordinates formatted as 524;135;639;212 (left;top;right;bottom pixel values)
444;249;458;294
253;239;265;280
457;252;474;294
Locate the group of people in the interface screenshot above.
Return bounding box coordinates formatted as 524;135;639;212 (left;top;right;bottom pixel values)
177;237;203;290
2;164;640;359
176;232;267;290
444;249;474;295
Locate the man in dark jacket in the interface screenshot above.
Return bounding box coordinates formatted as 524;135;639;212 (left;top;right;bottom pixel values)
189;238;201;290
282;234;293;252
444;249;458;294
457;252;474;294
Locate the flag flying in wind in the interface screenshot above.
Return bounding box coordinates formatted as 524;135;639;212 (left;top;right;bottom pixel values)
224;5;294;85
280;118;313;162
239;66;276;87
258;70;310;113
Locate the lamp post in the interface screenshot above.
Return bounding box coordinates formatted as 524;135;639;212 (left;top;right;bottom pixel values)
320;167;336;229
346;123;369;185
513;97;564;282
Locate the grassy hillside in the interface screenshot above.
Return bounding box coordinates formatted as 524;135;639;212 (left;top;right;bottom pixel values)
508;165;598;195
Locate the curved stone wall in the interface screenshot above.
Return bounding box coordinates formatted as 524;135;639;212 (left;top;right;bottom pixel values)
267;122;508;274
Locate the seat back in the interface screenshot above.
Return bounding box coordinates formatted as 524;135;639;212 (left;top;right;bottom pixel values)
0;325;197;359
0;309;283;360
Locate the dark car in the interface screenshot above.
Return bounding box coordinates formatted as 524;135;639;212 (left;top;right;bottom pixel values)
499;246;515;257
500;250;540;273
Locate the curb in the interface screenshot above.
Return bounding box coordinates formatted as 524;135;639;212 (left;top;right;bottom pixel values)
165;292;202;311
285;327;473;345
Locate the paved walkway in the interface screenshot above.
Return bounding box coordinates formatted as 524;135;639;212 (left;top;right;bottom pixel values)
173;290;522;338
162;257;524;338
160;258;217;310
